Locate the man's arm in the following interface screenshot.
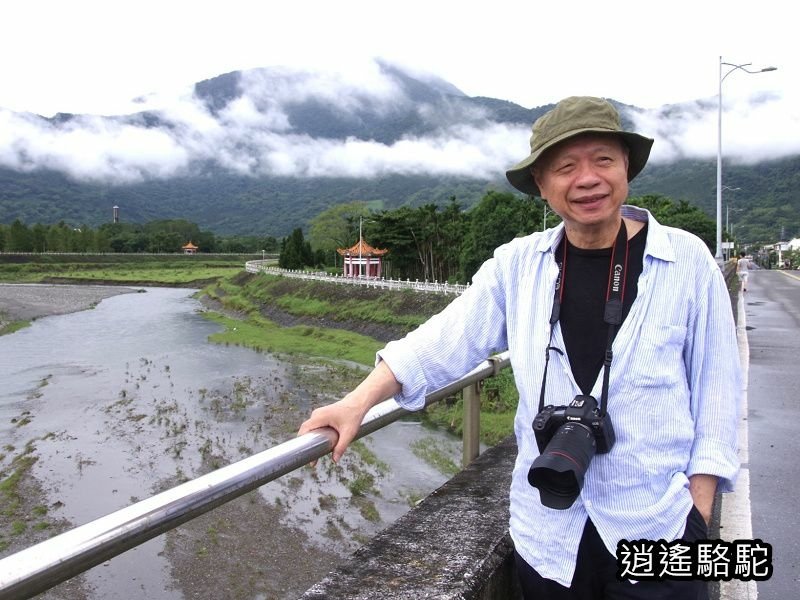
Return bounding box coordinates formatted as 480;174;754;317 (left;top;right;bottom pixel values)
689;473;718;525
297;360;401;462
684;253;740;520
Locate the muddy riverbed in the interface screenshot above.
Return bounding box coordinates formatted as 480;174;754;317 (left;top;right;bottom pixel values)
0;283;137;329
0;285;463;599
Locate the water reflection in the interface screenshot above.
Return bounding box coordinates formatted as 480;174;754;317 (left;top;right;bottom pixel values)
0;287;462;599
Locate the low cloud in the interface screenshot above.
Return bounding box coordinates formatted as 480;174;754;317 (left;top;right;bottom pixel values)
628;90;800;165
0;111;191;182
1;62;798;186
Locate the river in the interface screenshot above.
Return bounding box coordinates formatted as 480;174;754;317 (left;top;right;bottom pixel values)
0;287;463;599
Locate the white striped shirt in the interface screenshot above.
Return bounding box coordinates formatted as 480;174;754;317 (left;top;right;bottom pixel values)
377;205;740;586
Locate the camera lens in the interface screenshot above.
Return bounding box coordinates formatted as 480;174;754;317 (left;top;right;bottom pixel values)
528;422;596;509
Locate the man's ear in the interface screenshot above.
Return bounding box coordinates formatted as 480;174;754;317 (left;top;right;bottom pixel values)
531;166;545;198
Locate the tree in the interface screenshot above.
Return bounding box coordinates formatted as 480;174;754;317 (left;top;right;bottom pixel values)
31;223;48;252
279;228;313;269
7;220;33;252
627;195;715;252
308;201;369;257
459;192;538;282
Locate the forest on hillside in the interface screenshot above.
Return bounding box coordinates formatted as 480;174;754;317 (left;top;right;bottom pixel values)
2;192;719;285
287;192;718;283
2;155;798;246
0;218;279;255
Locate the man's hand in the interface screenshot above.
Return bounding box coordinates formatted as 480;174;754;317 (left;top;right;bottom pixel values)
298;394;372;463
297;361;402;463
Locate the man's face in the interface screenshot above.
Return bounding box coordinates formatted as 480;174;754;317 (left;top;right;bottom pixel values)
533;133;630;240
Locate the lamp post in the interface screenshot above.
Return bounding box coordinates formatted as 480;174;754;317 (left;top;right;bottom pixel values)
716;57;776;264
723;186;741;260
358;216;375;278
723;186;741;237
359;216;364;278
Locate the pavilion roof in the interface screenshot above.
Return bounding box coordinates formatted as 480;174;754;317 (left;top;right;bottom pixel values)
337;237;388;256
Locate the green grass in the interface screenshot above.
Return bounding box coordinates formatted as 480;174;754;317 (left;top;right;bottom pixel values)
347;473;376;497
1;453;38;518
410;438;460;477
0;320;31;336
203;272;519;442
1;266;241;285
204;313;382;366
423;369;518;447
276;295;333;317
229;274;452;329
351;440;389;474
11;521;26;535
0;254;250;285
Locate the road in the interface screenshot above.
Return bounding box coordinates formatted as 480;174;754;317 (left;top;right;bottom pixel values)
722;268;800;599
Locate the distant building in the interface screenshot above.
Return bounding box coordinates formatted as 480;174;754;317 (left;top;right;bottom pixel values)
113;205;119;223
337;237;388;278
182;241;199;255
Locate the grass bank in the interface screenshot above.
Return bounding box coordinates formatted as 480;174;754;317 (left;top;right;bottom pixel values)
200;272;454;366
205;272;455;331
0;319;30;337
205;312;383;367
200;272;518;446
0;253;253;285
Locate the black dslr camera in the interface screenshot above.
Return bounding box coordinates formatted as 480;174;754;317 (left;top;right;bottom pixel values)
528;395;615;509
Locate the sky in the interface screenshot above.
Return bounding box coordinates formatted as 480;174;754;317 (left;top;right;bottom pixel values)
0;0;798;184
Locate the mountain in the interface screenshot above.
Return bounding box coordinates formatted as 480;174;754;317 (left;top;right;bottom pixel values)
1;61;798;244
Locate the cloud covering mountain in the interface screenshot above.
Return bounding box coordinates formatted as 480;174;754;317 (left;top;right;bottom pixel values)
2;59;797;186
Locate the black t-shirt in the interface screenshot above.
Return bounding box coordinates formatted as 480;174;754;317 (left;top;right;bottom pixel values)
560;224;648;394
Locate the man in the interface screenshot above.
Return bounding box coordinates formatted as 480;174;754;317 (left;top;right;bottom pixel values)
737;251;751;291
299;96;740;599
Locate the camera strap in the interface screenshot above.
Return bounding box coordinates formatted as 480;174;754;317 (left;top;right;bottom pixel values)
538;220;630;417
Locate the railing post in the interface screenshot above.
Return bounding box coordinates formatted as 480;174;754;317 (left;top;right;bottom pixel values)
462;381;481;467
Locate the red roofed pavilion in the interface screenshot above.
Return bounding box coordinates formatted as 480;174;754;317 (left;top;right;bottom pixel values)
337;237;388;278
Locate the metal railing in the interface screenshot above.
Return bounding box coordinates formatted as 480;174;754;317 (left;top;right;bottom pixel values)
0;351;510;600
245;262;470;296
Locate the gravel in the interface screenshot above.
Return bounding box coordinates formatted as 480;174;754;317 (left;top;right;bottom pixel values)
0;283;137;328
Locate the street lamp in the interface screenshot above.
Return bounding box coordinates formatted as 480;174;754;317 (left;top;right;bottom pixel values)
358;217;364;279
358;215;375;278
723;186;741;237
716;57;777;264
723;187;743;260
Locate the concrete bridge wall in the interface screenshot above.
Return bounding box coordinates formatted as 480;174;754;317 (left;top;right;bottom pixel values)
301;436;522;599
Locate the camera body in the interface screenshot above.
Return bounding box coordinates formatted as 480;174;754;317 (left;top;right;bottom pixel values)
533;394;615;455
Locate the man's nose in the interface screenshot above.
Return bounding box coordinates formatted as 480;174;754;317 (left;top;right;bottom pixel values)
574;161;602;187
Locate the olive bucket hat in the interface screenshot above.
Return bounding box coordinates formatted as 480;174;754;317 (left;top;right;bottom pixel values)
505;96;654;197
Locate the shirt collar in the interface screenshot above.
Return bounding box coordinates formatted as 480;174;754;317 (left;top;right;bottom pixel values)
533;205;676;263
621;205;675;263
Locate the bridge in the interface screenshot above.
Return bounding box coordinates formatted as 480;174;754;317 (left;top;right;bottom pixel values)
0;261;754;599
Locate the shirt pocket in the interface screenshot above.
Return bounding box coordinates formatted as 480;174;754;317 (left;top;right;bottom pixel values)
630;324;687;388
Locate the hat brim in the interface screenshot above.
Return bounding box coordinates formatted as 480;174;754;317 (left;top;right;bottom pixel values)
505;129;654;197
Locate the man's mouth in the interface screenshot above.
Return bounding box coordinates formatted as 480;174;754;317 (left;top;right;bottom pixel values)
572;194;606;206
